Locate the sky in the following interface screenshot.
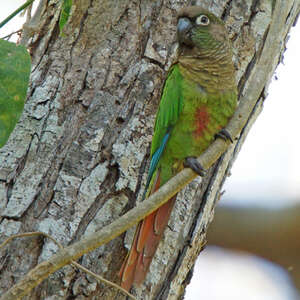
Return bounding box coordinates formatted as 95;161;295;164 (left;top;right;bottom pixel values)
223;23;300;208
0;1;29;38
185;247;300;300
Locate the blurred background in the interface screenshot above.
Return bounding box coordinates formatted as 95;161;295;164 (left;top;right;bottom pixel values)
1;2;299;299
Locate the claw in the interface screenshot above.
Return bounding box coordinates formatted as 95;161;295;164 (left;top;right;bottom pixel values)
184;157;206;176
215;128;233;143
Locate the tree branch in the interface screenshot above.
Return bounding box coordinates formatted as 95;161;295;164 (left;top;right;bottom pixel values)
0;232;137;300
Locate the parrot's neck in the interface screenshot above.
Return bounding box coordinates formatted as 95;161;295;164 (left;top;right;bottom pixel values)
178;47;236;94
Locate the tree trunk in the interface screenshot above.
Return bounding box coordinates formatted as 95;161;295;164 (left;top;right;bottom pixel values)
0;0;299;299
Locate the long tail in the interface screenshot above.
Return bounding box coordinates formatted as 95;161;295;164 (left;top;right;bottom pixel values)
119;172;176;290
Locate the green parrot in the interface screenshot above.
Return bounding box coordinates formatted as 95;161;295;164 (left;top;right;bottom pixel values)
119;6;237;290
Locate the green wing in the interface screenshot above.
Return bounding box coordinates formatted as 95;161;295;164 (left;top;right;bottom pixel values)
151;64;184;156
144;64;184;192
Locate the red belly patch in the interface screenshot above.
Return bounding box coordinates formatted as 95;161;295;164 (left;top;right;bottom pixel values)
194;106;210;137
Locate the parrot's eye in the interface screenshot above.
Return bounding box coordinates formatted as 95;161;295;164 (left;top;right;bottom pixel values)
196;15;210;26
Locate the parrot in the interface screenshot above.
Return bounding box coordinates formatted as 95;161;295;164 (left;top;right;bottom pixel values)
119;6;237;290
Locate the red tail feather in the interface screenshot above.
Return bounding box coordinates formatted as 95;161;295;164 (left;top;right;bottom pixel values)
119;172;177;290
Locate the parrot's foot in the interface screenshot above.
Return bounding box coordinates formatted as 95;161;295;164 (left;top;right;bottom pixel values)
184;157;206;176
215;129;233;143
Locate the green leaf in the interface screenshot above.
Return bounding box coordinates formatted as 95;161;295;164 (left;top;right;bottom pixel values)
59;0;72;33
0;39;31;148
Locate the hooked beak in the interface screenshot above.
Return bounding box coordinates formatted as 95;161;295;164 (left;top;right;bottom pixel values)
177;17;193;46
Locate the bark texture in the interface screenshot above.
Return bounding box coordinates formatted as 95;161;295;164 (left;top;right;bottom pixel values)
0;0;299;299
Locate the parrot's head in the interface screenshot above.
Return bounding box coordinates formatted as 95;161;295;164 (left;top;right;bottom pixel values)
177;6;230;53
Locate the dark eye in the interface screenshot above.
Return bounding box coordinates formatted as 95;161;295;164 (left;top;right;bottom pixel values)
196;15;210;26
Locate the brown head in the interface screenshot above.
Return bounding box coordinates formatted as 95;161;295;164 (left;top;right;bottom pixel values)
176;6;236;93
177;6;231;57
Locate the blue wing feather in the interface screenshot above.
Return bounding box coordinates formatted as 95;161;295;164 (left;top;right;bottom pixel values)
143;131;170;199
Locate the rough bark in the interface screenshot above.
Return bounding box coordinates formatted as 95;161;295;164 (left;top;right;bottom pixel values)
0;0;299;299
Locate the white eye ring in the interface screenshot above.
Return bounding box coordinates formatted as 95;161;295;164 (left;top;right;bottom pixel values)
196;15;210;26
